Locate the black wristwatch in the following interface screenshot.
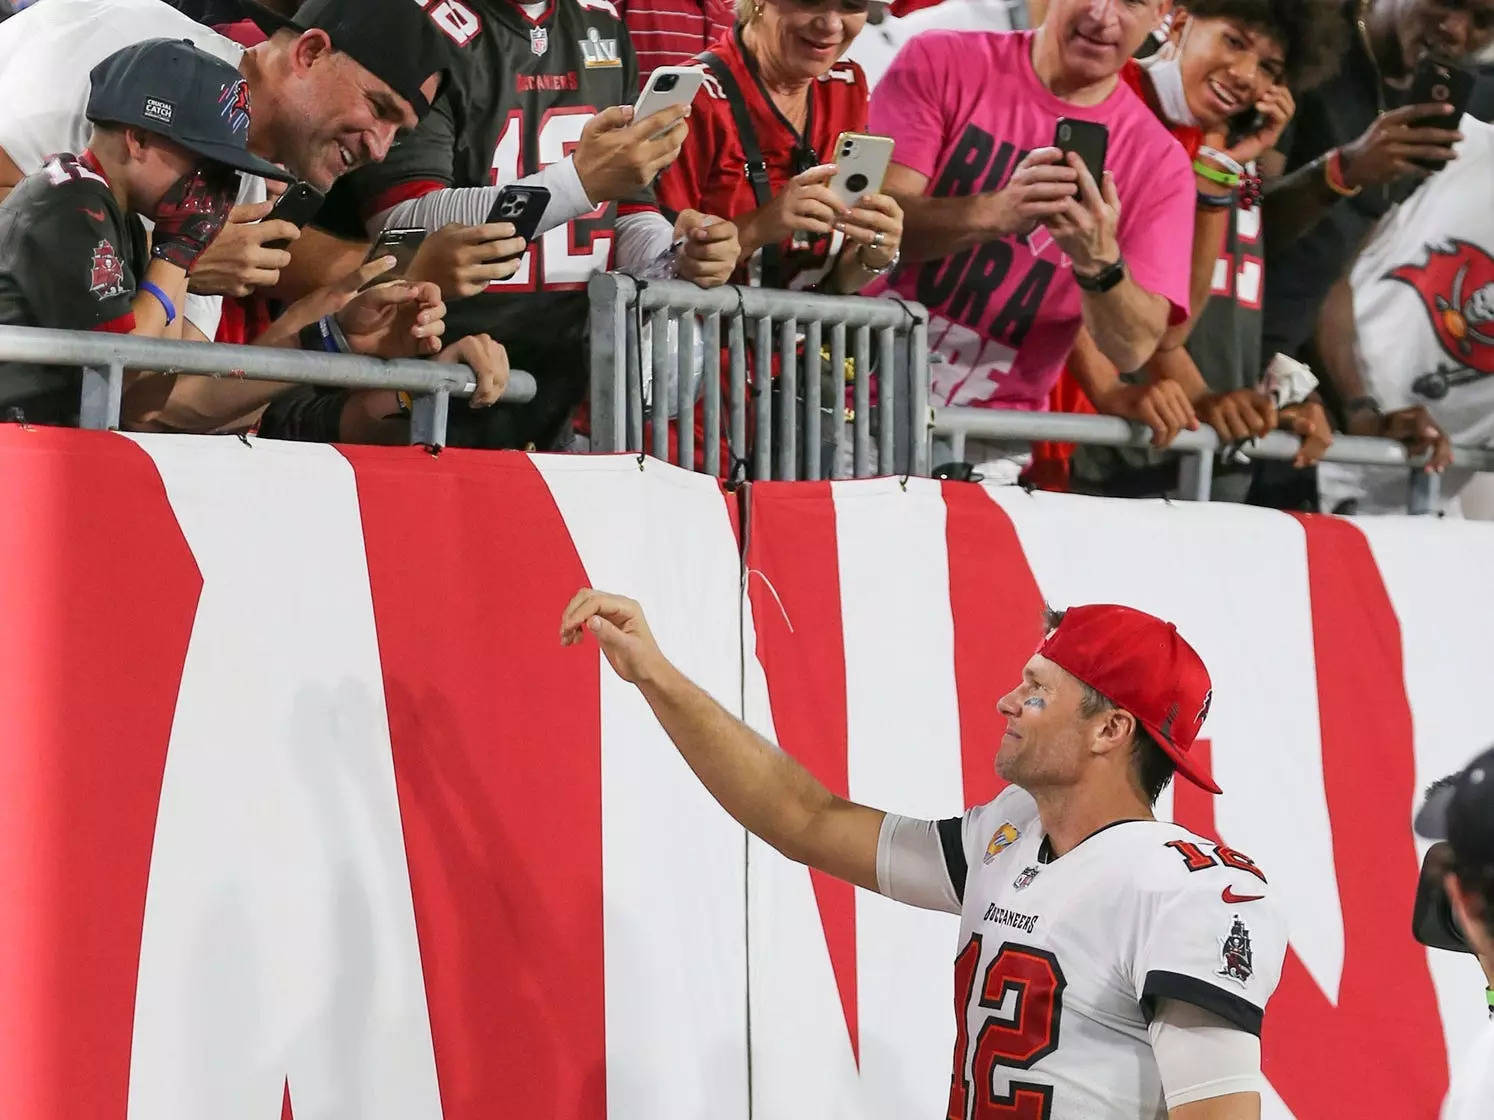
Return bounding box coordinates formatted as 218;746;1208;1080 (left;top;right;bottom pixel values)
1074;256;1126;293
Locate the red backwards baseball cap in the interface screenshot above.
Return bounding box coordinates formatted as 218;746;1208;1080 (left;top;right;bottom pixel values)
1038;604;1220;795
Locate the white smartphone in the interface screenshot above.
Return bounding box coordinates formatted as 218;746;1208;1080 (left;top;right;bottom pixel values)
633;66;705;129
828;132;895;210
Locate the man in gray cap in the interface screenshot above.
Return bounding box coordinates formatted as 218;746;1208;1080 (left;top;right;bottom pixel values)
1415;746;1494;1120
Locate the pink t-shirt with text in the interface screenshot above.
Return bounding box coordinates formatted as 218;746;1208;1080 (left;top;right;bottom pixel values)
869;29;1193;410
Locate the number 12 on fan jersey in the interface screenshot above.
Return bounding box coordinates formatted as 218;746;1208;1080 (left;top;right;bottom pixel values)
488;109;613;291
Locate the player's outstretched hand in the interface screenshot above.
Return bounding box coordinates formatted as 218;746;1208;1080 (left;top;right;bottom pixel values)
560;588;668;686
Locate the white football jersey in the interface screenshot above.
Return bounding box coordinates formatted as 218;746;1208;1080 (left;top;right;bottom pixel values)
1319;117;1494;515
878;786;1287;1120
0;0;263;340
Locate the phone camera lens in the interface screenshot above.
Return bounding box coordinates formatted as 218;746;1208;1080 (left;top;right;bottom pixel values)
842;142;854;155
1059;124;1072;142
1433;83;1449;100
656;73;678;92
846;173;868;193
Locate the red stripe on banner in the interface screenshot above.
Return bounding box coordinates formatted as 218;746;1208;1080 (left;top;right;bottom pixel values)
0;428;201;1119
746;481;858;1062
344;447;606;1119
281;1079;294;1120
942;484;1046;807
1177;515;1447;1115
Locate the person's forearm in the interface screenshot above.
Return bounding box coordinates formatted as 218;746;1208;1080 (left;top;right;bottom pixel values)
1263;158;1341;249
892;190;1004;263
370;157;594;239
128;259;189;338
1082;276;1168;374
1146;342;1212;404
1313;273;1367;403
635;658;847;867
270;228;368;303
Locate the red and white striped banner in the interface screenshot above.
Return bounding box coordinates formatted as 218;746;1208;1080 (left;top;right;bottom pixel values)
0;428;1484;1119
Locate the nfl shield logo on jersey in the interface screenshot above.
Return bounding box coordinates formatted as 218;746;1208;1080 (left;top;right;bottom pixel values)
529;25;548;56
88;239;125;299
1012;865;1040;891
1217;916;1254;987
984;822;1019;864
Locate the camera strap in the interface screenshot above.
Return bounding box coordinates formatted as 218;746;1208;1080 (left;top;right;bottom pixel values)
695;48;783;288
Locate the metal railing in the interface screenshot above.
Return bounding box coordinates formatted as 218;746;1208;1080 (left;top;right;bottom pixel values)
587;274;930;480
0;325;536;448
931;406;1494;512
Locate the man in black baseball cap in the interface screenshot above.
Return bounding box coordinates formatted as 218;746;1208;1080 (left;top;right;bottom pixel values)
1414;745;1494;1120
0;39;278;421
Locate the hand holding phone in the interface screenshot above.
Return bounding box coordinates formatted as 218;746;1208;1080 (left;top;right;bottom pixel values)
262;181;325;250
485;184;550;246
1053;117;1108;187
633;66;705;137
827;132;894;210
360;227;428;289
1407;56;1475;170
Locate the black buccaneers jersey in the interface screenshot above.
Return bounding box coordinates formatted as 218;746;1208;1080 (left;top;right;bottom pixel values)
0;153;148;423
344;0;653;363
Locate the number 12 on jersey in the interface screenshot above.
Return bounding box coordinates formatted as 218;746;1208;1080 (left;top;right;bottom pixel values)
948;934;1066;1120
489;109;612;291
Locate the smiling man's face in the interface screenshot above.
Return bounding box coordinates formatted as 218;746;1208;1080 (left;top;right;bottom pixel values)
1390;0;1494;73
1045;0;1172;88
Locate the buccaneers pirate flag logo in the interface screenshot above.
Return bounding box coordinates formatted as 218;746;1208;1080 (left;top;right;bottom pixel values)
1389;240;1494;380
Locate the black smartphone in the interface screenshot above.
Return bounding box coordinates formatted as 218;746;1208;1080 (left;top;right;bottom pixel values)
1408;56;1475;170
361;226;428;288
262;181;325;250
1053;117;1108;186
1228;107;1267;140
485;184;551;246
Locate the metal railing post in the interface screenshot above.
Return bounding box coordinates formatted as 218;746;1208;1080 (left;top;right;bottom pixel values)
803;318;822;481
77;361;123;430
729;313;747;473
877;327;896;472
777;318;798;480
908;312;930;477
409;389;450;448
651;310;671;462
753;316;773;480
677;314;698;470
702;313;722;477
587;272;628;453
1178;451;1214;503
853;326;871;477
829;322;847;479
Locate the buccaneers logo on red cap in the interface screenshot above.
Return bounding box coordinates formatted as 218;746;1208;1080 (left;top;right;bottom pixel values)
88;239;125;299
1389;240;1494;379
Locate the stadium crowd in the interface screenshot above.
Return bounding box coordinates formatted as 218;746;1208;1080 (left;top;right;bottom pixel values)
1;0;1493;513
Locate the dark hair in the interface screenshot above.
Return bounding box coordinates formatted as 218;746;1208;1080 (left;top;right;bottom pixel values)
1044;608;1177;805
1181;0;1348;91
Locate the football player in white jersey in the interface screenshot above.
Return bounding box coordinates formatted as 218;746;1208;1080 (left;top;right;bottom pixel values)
561;590;1287;1119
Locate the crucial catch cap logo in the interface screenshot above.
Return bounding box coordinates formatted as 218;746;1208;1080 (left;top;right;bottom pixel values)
142;98;174;125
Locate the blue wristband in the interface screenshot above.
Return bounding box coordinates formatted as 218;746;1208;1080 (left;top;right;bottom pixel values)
138;280;176;325
1197;190;1234;210
299;315;349;354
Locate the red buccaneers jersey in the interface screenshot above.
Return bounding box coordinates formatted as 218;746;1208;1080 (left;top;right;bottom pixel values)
344;0;653;357
654;28;869;288
878;787;1287;1119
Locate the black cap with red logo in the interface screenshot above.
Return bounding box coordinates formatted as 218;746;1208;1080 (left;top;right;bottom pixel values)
86;38;293;181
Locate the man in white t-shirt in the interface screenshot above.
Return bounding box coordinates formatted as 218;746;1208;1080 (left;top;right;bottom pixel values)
1414;747;1494;1120
560;591;1287;1119
1316;115;1494;515
0;0;453;340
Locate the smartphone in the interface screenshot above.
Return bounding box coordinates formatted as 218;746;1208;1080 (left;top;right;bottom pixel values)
633;65;704;133
1228;107;1267;140
361;226;428;288
1407;55;1475;170
485;183;551;245
828;131;894;210
262;181;325;250
1053;117;1108;186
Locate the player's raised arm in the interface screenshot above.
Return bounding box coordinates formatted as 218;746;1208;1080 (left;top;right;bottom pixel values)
1167;1092;1259;1120
560;588;885;891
